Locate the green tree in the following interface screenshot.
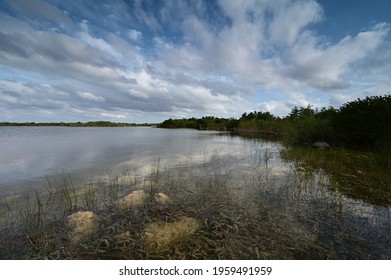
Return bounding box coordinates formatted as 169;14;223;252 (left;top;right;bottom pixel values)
333;95;391;148
283;105;335;144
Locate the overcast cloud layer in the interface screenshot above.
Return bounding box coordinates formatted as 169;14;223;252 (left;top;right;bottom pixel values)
0;0;390;123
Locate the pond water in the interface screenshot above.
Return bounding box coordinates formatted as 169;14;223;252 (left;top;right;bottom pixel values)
0;126;265;194
0;126;390;259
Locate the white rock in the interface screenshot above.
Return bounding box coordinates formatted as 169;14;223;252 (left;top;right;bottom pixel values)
65;211;100;243
154;192;171;205
297;166;307;172
312;141;331;149
144;217;201;248
115;190;149;208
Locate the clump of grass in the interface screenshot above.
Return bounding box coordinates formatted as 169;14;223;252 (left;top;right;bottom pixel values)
20;191;49;252
281;146;391;206
79;184;99;212
374;140;391;169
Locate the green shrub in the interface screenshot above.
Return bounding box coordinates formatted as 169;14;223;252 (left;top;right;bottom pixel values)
333;95;391;149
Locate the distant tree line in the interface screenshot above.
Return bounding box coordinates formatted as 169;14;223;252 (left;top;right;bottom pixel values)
159;95;391;152
0;121;154;127
157;116;237;131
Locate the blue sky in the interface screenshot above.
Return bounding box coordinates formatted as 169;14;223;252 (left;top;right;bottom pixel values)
0;0;390;123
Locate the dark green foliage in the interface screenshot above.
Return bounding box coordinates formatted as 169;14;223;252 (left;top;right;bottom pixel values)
159;116;232;130
281;105;336;145
236;111;280;134
158;95;391;154
160;95;391;158
331;95;391;167
374;139;391;169
287;105;315;120
159;118;180;128
332;95;391;149
240;111;275;121
283;117;334;145
159;111;280;135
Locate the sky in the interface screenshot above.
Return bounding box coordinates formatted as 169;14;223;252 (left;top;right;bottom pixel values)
0;0;390;123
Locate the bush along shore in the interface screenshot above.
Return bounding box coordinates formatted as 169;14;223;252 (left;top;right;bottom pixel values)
159;95;391;168
0;149;390;260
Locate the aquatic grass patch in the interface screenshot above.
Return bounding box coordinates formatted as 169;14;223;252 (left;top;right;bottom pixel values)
281;146;391;206
0;149;390;259
45;175;79;217
374;140;391;169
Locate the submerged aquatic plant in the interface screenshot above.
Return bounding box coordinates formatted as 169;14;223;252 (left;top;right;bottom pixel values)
0;148;390;260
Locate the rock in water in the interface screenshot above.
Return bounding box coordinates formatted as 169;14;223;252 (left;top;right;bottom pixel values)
144;217;201;248
154;192;171;205
115;190;149;208
65;211;100;244
312;141;331;149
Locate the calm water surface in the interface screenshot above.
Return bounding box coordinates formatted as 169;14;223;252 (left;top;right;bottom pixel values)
0;126;277;194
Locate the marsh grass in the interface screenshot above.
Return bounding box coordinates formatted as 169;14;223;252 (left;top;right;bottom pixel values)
281;146;391;206
0;149;390;259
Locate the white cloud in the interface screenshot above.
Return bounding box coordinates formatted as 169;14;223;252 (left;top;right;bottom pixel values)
268;0;323;46
258;100;291;116
286;23;390;90
0;92;18;104
78;20;125;63
101;112;126;119
128;29;142;41
0;0;390;122
77;91;105;102
3;0;72;26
